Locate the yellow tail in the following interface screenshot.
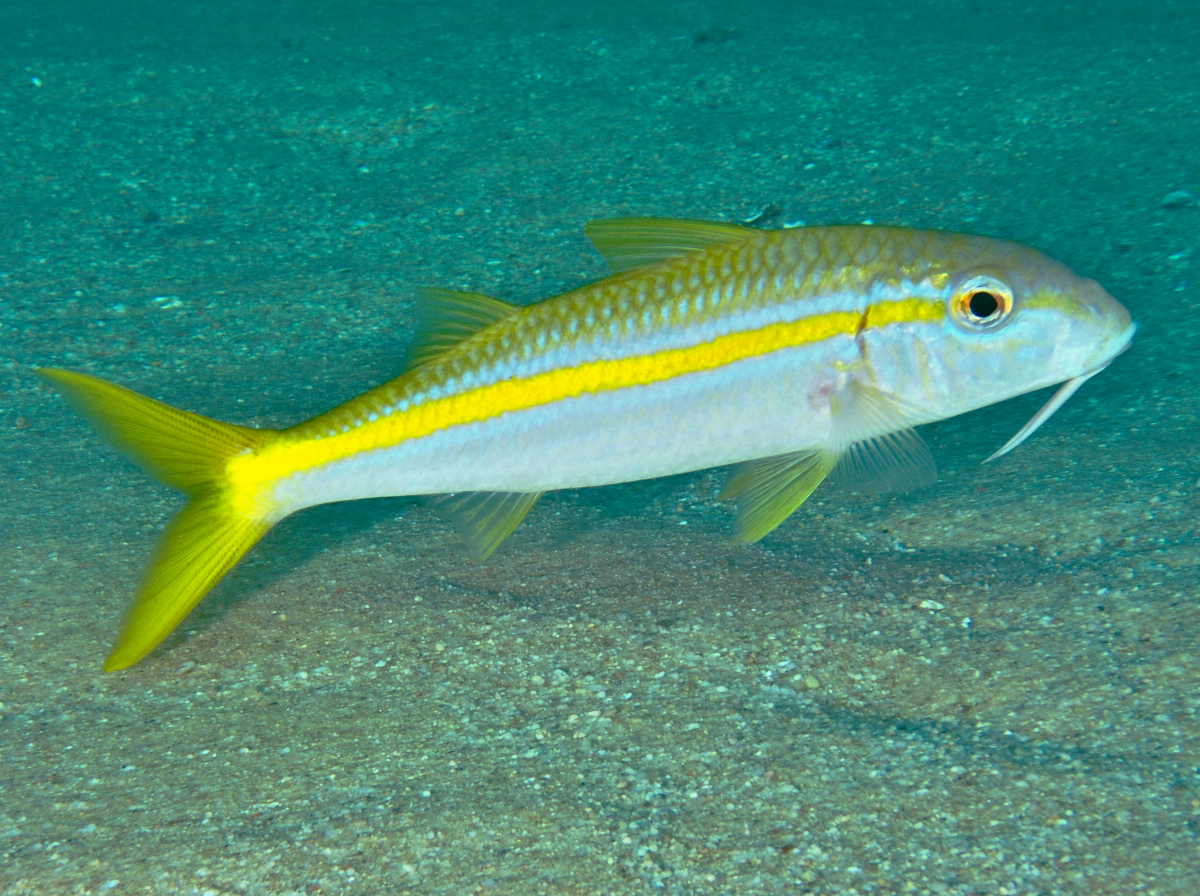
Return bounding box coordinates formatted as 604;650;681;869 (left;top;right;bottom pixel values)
38;369;279;670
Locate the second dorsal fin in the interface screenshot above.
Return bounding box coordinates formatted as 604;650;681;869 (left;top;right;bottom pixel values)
402;287;522;371
584;217;759;273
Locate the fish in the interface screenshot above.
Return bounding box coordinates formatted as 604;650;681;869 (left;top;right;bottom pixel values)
38;218;1135;670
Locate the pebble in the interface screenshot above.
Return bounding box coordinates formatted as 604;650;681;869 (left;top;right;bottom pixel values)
1162;190;1195;208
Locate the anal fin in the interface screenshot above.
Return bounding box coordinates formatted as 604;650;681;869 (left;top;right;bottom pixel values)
432;491;544;563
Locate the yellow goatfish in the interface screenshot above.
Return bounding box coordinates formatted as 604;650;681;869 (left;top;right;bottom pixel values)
39;218;1134;670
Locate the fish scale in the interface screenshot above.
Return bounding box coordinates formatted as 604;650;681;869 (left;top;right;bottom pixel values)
279;226;1003;460
38;217;1134;669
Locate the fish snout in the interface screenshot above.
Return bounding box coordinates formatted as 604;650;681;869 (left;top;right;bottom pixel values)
1077;280;1135;372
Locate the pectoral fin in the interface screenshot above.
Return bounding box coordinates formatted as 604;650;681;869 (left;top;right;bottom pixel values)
826;380;936;494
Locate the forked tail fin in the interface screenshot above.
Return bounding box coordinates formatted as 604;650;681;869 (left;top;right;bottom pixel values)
38;368;280;670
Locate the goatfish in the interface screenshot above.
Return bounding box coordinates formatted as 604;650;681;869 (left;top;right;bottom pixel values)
39;218;1134;670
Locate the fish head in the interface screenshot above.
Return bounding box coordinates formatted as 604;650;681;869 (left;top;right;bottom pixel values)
907;236;1135;420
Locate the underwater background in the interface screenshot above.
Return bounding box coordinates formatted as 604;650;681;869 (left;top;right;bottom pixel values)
2;0;1197;893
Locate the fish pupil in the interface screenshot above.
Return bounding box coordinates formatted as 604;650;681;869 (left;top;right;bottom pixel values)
968;290;1000;319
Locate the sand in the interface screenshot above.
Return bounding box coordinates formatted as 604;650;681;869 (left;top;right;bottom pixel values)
2;1;1198;893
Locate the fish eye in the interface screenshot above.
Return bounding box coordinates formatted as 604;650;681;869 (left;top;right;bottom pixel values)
951;275;1014;329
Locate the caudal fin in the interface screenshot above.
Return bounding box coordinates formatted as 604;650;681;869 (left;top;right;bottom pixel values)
38;368;279;670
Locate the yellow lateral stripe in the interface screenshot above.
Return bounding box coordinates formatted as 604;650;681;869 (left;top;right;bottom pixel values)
234;298;943;487
867;298;943;328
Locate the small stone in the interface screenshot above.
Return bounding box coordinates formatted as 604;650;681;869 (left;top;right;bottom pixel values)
742;202;781;225
1162;190;1195;209
804;675;820;689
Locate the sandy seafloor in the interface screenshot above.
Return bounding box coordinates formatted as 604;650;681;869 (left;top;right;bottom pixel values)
2;0;1199;893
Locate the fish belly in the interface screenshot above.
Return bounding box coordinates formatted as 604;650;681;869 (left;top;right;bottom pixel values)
269;339;848;511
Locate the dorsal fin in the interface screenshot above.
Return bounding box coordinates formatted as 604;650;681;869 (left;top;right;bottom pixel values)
402;287;522;371
584;217;760;273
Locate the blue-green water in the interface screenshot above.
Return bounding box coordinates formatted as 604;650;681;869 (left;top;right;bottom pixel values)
2;1;1197;893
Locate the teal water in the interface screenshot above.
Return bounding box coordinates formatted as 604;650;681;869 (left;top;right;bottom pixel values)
2;1;1198;893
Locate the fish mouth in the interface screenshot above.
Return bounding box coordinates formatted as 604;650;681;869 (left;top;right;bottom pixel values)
984;319;1136;463
1081;320;1136;377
